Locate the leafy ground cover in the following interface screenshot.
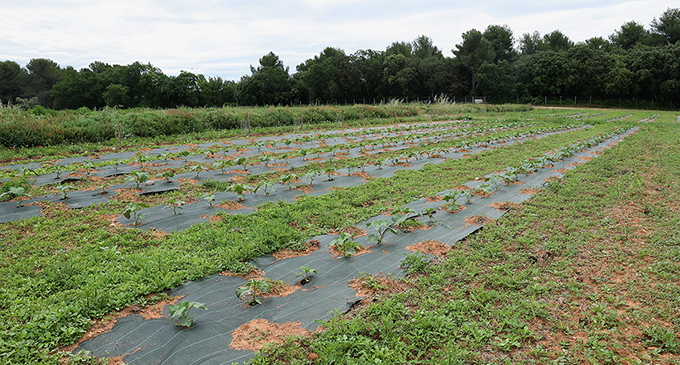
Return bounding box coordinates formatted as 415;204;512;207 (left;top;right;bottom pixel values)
251;115;680;364
0;106;674;364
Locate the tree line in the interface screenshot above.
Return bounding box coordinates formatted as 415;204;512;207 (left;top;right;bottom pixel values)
1;7;678;110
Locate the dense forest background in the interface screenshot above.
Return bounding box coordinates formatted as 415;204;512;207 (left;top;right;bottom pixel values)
1;7;679;110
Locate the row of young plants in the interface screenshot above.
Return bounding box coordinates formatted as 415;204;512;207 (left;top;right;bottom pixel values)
0;104;553;167
0;120;627;363
0;118;558;212
119;121;602;227
0;117;531;180
0;103;533;150
250;119;680;364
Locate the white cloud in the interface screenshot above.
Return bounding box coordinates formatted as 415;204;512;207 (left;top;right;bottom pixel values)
0;0;676;80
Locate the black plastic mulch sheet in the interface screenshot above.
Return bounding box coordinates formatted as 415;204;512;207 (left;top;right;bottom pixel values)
72;128;638;364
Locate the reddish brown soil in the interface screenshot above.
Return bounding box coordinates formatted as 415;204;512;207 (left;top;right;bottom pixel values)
490;201;523;211
273;239;321;260
406;240;451;256
464;215;495;226
229;319;312;351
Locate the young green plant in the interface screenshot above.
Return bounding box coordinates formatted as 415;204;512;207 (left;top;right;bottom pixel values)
236;278;272;306
295;265;318;284
168;301;207;327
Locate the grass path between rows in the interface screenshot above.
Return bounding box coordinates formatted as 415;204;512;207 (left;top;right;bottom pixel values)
0;121;638;364
250;121;680;364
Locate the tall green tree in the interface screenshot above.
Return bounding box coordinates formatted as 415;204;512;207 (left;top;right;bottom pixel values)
515;52;577;98
651;7;680;45
353;49;386;102
103;84;129;107
519;31;545;55
237;52;292;106
24;58;63;108
51;66;105;109
199;76;236;106
385;41;413;57
411;35;443;59
610;21;653;49
383;54;419;99
475;60;515;102
452;29;494;91
483;25;516;62
542;30;574;52
0;61;27;104
167;71;203;107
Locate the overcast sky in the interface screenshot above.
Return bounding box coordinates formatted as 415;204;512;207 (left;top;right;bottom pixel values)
1;0;675;81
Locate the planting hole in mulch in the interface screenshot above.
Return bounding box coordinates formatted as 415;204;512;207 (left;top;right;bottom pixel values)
348;274;411;298
220;269;265;281
273;239;320;260
266;282;300;298
464;215;495;226
490;201;523;211
440;204;466;214
328;245;372;259
406;240;451;256
229;319;311;352
217;201;247;210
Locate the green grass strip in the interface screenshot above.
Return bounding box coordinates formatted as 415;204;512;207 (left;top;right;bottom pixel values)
251;122;680;364
0;122;623;364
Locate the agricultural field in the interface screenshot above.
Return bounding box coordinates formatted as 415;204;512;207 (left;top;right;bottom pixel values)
0;104;678;364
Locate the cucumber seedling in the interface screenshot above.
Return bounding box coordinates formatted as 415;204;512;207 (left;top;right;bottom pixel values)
123;202;149;225
163;199;185;215
228;183;249;202
168;301;207;327
55;184;76;200
125;171;149;189
331;232;362;258
366;220;398;245
419;208;437;225
236;278;271;306
0;187;31;207
203;193;216;208
295;265;318;285
441;190;464;212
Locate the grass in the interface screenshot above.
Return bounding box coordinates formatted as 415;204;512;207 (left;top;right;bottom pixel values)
251;117;680;364
0;106;676;364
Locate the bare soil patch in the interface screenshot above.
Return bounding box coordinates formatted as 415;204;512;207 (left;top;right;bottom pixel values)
273;239;321;260
464;215;495;226
216;201;247;210
229;319;311;352
328;245;372;259
490;201;523;211
406;240;451;256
